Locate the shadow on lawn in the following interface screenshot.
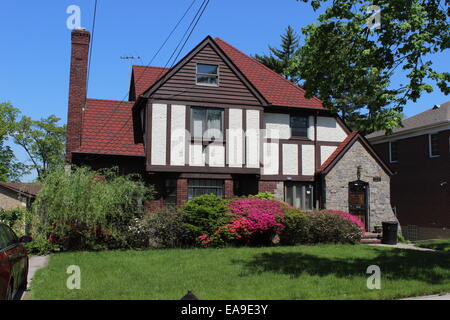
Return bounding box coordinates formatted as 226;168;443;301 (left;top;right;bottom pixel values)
232;247;450;284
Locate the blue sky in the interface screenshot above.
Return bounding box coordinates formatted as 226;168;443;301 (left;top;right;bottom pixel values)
0;0;448;182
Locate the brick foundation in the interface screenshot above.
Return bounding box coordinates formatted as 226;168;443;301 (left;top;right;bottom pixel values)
176;178;188;206
224;180;233;199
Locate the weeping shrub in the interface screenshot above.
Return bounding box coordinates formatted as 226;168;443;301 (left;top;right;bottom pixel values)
32;167;154;251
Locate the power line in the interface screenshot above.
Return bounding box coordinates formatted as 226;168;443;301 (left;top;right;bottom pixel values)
86;0;99;98
89;0;211;160
79;0;205;161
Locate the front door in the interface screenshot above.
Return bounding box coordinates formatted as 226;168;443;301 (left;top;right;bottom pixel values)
348;180;369;229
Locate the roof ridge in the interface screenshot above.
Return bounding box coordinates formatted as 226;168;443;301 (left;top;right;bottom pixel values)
214;37;323;106
132;65;169;70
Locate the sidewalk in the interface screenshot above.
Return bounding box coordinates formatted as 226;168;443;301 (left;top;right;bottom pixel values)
18;255;50;300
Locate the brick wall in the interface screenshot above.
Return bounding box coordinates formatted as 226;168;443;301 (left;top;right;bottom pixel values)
66;29;90;163
258;181;284;200
224;180;233;199
176;178;188;206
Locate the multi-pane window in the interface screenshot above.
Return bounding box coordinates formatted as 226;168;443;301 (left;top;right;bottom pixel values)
290;116;309;138
191;107;224;140
196;64;219;86
389;141;398;163
188;179;224;200
285;182;313;210
429;134;440;157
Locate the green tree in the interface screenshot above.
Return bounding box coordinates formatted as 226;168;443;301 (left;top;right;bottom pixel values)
11;115;66;180
254;25;302;83
263;1;449;134
0;102;28;182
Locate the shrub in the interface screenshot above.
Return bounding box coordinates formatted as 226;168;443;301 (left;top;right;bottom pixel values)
306;211;362;244
31;167;154;251
248;192;275;200
181;194;231;239
24;235;61;255
279;208;311;245
325;210;365;232
0;207;25;228
128;208;191;249
200;198;288;247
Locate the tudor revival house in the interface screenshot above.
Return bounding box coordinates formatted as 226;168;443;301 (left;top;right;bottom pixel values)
367;102;450;240
66;29;399;232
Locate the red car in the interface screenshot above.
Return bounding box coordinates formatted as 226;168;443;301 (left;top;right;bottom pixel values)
0;223;30;300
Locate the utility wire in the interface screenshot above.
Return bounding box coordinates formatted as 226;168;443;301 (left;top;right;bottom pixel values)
91;0;211;160
86;0;99;98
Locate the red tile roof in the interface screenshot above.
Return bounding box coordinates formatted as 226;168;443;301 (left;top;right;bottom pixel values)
132;65;169;97
214;38;324;109
316;131;359;173
74;99;144;156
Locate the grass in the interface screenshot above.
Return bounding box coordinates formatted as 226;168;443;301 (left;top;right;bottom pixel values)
416;239;450;252
29;244;450;300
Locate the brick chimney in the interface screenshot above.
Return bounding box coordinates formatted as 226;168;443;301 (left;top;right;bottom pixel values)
66;28;90;163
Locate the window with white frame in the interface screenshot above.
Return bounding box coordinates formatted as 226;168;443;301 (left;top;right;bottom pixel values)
429;133;440;157
188;179;224;200
191;107;224;140
196;64;219;86
389;141;398;163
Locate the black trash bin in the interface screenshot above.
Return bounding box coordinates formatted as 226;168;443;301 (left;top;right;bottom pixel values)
381;221;398;245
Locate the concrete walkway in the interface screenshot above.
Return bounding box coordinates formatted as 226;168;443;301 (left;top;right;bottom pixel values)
368;243;436;252
17;255;50;300
401;293;450;300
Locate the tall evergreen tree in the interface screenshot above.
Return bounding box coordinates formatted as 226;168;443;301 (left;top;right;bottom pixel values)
254;26;302;83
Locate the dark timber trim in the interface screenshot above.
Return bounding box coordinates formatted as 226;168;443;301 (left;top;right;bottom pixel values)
166;104;172;165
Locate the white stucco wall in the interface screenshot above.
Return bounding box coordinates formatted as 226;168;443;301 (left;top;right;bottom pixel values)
228;108;243;167
246;110;260;168
307;115;315;140
262;142;279;175
151;103;167;165
208;143;225;167
302;144;315;175
189;142;205;166
282;144;298;175
316;116;347;142
264;113;290;139
170;104;186;166
320;145;337;165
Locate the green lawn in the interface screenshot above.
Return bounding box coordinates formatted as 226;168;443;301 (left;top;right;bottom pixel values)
29;244;450;300
416;239;450;252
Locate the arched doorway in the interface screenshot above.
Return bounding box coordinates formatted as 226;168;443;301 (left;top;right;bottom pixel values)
348;180;369;230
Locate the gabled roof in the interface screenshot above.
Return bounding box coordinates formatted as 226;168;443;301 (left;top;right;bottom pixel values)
214;38;324;109
317;131;393;176
367;101;450;140
131;65;169;98
0;182;42;198
133;36;325;110
74;99;144;157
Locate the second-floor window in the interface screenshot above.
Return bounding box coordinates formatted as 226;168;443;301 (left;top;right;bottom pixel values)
196;64;219;86
429;133;440;157
389;141;398;163
191;107;224;140
290;116;309;138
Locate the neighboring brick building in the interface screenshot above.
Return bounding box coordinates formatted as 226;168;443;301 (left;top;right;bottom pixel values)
367;102;450;240
0;183;41;210
66;28;399;232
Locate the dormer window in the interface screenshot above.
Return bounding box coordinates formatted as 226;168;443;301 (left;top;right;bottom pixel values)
290;116;309;138
196;63;219;86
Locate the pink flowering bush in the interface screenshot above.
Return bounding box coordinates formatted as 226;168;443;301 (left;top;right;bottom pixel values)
198;198;289;247
325;210;366;232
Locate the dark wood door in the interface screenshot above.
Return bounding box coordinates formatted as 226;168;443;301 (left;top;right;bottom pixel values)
348;181;369;228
